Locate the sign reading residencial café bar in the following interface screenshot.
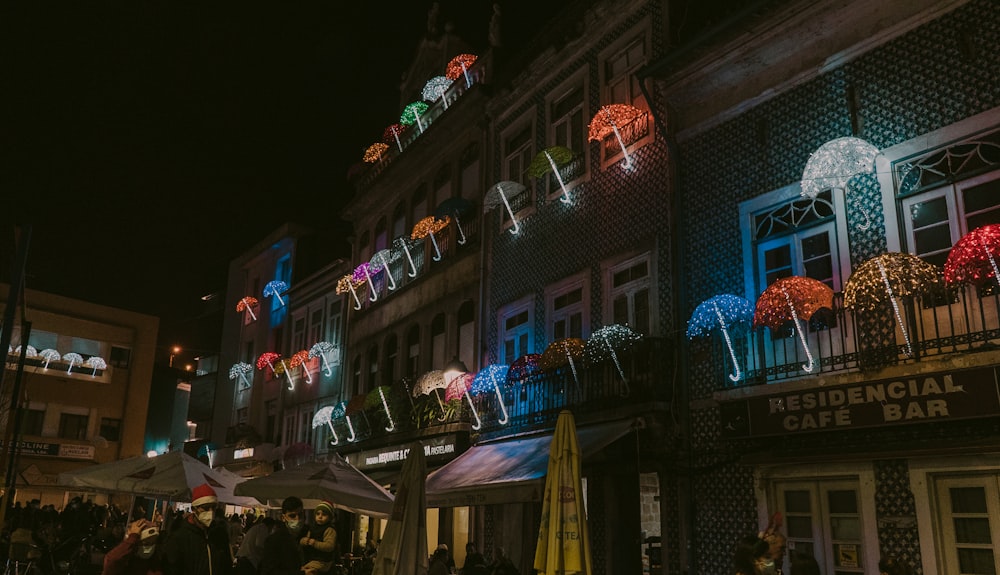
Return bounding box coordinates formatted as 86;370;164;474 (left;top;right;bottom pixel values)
719;366;1000;438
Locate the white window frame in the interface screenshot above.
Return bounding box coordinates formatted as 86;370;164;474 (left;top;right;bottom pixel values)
596;18;654;169
602;250;657;336
498;112;537;232
754;461;879;575
544;70;590;201
497;296;534;365
545;271;590;342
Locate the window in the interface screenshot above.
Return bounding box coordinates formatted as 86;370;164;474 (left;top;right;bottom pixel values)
300;409;313;444
412;185;428;225
358;230;371;264
498;298;533;364
383;334;398;385
309;308;324;345
293;316;306;353
460;143;480;200
23;408;45;437
607;253;653;336
601;32;648;109
934;475;1000;574
374;217;388;253
546;79;588;198
392;202;407;239
434;164;452;206
236;408;249;425
547;274;589;341
99;417;121;441
406;325;421;379
109;346;131;369
352;355;362;398
59;413;89;440
499;120;535;230
367;345;379;392
328;301;342;345
457;301;475;371
283;411;297;446
776;480;868;574
431;314;447;369
243;341;255;364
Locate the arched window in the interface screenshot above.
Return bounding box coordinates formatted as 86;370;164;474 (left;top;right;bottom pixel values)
412;185;428;224
392;202;407;238
367;345;379;392
352;355;362;398
374;217;388;253
457;300;475;371
358;230;372;264
383;333;398;386
431;313;446;369
406;325;421;379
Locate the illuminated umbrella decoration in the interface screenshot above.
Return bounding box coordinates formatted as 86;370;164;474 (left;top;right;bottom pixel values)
585;325;642;396
337;274;364;310
471;364;510;425
800;137;880;229
14;345;37;358
412;215;451;262
84;356;107;376
63;352;84;374
365;386;396;432
331;400;357;442
370;249;401;291
588;104;643;171
363;142;389;163
507;353;542;384
944;224;1000;286
413;370;449;419
289;350;313;384
312;406;339;445
383;123;405;152
38;349;60;369
445;53;477;88
844;253;940;357
445;372;481;430
236;296;258;321
434;197;474;245
263;280;289;306
687;295;754;383
422;75;452;107
484;181;526;235
528;146;575;203
354;262;384;302
754;276;834;373
393;236;420;278
400;101;429;134
308;341;336;377
229;362;253;389
538;337;586;390
256;351;294;390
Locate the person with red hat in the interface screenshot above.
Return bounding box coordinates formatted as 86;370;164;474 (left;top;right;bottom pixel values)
103;519;164;575
162;483;234;575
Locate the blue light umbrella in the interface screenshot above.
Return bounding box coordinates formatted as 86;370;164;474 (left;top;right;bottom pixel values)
471;364;510;425
687;294;754;383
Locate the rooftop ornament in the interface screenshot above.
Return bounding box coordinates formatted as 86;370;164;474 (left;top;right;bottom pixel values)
588;104;643;171
800;137;880;230
400;101;429;134
422;75;453;107
263;280;289;307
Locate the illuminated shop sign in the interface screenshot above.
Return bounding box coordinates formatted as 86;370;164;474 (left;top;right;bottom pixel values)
720;366;1000;438
348;435;459;470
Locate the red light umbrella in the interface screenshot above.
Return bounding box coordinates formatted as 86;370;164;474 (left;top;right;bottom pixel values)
588;104;644;170
945;224;1000;286
445;372;480;430
289;350;313;384
753;276;834;373
383;123;406;152
445;53;477;86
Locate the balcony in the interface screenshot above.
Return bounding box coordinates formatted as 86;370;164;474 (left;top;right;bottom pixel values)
328;337;671;447
694;286;1000;390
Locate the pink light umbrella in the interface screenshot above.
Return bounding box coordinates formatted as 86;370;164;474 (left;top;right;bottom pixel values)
445;372;481;430
354;262;384;302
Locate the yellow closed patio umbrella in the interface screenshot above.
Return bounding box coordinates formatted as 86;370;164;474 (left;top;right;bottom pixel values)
534;410;592;575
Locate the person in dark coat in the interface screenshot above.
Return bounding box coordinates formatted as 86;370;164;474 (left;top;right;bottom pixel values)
162;483;233;575
260;496;314;575
103;520;164;575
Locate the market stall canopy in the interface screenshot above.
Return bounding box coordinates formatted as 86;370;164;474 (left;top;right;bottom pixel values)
234;454;394;518
425;418;638;508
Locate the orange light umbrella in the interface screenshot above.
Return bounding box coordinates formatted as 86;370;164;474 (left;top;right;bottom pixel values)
753;276;833;373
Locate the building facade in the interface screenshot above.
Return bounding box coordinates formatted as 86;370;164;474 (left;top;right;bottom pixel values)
644;0;1000;573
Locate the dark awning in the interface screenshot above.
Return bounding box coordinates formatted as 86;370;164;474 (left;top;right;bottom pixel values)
425;418;637;507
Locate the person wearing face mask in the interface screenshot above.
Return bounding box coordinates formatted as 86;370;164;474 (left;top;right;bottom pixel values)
162;483;234;575
260;496;317;575
103;519;164;575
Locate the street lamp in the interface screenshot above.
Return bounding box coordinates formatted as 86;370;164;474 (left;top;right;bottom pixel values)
169;346;181;367
443;356;469;384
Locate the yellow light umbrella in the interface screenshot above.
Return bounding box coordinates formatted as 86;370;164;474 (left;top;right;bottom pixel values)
534;410;591;575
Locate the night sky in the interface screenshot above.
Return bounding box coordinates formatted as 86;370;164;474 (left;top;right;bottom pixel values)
3;1;570;363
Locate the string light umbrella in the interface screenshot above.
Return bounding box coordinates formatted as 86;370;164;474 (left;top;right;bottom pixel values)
309;342;337;377
528;146;575;203
236;296;258;321
354;262;383;302
754;276;834;373
14;345;37;359
365;386;397;432
393;236;420;278
484;181;526;235
38;349;60;369
945;224;1000;287
843;252;940;358
312;406;339;445
445;53;477;88
584;325;642;397
444;372;481;430
289;350;313;384
538;338;586;391
422;75;453;107
800;137;880;230
434;197;474;245
401;101;430;134
383;123;406;152
588;104;644;171
229;362;253;389
363;142;389;163
471;364;510;425
367;249;399;291
331;400;357;442
413;370;450;420
84;356;107;376
63;352;84;374
263;280;289;306
337;274;365;310
257;352;294;391
346;394;371;437
411;216;451;262
687;294;755;383
507;353;542;385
